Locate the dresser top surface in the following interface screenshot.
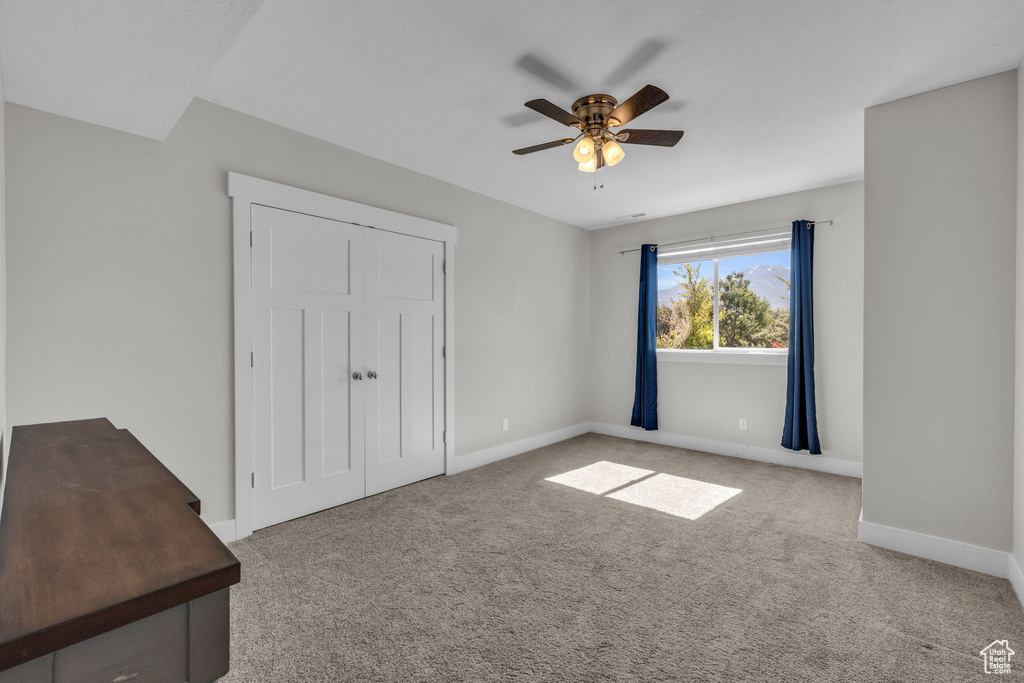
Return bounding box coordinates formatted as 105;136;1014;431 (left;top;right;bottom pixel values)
0;418;240;671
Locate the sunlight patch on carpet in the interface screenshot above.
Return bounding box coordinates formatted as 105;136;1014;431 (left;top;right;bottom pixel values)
544;461;653;494
606;473;742;519
546;462;742;519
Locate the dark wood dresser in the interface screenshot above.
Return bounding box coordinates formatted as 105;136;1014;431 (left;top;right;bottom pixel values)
0;418;241;682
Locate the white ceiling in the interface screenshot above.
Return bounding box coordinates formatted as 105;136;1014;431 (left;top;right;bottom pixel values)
0;0;264;139
3;1;1024;228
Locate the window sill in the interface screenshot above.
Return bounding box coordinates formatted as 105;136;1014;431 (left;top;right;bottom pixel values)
656;349;788;366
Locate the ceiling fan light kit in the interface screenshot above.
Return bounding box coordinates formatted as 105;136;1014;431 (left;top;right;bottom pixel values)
573;136;595;163
602;139;625;166
512;84;684;173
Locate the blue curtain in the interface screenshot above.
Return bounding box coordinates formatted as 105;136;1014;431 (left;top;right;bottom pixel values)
782;221;821;454
631;245;659;430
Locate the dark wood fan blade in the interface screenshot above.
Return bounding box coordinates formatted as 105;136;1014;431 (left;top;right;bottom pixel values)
512;138;576;155
618;129;684;147
525;99;583;128
607;85;669;126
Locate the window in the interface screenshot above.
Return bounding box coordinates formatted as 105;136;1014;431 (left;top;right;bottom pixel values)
656;230;791;354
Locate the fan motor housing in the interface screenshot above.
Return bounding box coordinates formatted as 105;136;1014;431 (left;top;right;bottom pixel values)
571;94;618;135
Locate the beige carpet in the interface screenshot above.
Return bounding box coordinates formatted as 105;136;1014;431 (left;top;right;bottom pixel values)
223;434;1024;682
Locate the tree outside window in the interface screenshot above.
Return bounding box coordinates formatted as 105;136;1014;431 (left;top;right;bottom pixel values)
656;250;790;350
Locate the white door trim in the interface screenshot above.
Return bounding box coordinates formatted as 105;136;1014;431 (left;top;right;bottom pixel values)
229;172;457;540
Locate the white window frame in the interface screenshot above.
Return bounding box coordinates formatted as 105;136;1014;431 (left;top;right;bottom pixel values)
655;232;790;366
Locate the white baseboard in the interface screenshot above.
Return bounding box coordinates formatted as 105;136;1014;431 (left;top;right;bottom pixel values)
450;421;861;479
858;511;1009;577
206;518;238;544
586;422;863;478
450;422;592;474
1008;553;1024;608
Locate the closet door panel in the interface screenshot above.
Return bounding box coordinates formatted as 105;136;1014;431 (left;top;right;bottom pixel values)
409;312;437;456
365;230;445;496
251;206;365;530
322;310;356;477
374;311;403;464
269;307;306;489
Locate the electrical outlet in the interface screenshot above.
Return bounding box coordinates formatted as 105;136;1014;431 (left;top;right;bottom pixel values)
503;418;509;431
739;419;748;431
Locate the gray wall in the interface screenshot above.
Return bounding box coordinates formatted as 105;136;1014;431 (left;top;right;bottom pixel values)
0;69;6;494
864;71;1017;551
1016;60;1024;570
589;181;864;463
4;99;592;525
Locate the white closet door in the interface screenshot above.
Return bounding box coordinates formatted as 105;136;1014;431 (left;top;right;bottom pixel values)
364;229;445;496
251;205;365;529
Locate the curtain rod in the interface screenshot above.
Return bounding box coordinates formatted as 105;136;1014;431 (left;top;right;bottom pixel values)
617;220;835;255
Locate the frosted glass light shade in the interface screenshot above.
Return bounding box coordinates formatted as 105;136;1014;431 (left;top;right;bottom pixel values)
602;140;625;166
578;156;597;172
573;136;595;163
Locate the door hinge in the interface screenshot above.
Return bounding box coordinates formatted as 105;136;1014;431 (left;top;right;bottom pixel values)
250;351;254;367
251;472;255;488
249;231;253;248
442;260;446;275
442;345;446;359
443;430;447;444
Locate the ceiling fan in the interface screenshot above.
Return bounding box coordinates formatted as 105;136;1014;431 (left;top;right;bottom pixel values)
512;84;684;172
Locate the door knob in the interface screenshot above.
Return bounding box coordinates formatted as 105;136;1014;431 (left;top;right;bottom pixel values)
367;370;378;379
352;371;363;380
